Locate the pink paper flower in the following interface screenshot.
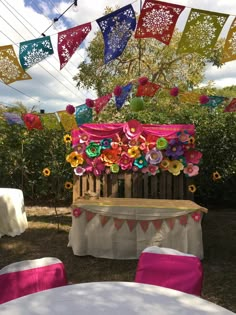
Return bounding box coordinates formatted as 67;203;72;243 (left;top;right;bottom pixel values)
138;76;148;86
148;165;159;175
170;87;179;96
123;119;143;140
119;152;134;170
185;150;202;164
85;157;105;176
183;163;199;177
199;95;209;104
113;85;122;96
191;211;201;222
85;98;94;108
73;208;82;217
66;104;75;114
74;166;86;176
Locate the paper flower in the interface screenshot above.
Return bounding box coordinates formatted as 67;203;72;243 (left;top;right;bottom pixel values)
185;150;202;164
74;166;86;176
64;181;73;189
145;148;163;165
160;158;170;170
184;163;199;177
76;143;86;154
177;130;190;144
113;85;122;96
130;97;144;112
156;137;168;150
199;95;210;104
63;134;72;144
119;152;134;170
168;160;184;176
123;120;143;140
191;211;201;222
110;163;120;173
79;133;89;143
100;138;112;149
212;171;221;181
85;142;101;158
166;139;184;159
101;148;120;166
134;155;148;169
85;157;105;176
85;98;94;108
148;165;159;175
188;184;197;193
66;151;84;167
170;87;179;96
127;146;141;159
66;104;75;114
43;168;51;176
138;76;148;85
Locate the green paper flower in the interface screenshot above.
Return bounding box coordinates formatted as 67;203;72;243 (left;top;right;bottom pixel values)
110;163;120;173
85;142;101;158
134;155;148;169
156;137;168;150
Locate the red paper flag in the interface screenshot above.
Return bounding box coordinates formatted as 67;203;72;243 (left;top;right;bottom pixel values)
136;82;161;97
22;113;43;130
224;98;236;112
94;93;112;114
58;23;91;69
86;211;96;222
135;0;185;45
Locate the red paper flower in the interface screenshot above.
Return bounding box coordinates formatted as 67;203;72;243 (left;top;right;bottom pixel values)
138;76;148;86
199;95;210;104
113;85;122;96
66;104;75;114
170;87;179;96
123;119;143;140
85;98;94;108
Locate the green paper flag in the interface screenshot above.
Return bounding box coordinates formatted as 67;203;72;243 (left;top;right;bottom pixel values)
177;9;228;57
40;113;61;130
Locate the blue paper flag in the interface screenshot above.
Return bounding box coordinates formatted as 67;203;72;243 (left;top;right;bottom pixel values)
115;83;133;109
96;5;136;64
3;112;24;125
203;96;226;108
75;104;93;125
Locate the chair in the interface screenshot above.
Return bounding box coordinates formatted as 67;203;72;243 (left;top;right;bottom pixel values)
0;257;68;304
135;246;203;296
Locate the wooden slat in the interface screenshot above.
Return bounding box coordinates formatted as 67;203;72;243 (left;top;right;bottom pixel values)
159;172;166;199
95;176;101;197
88;174;95;192
143;173;149;198
132;173;139;197
124;173;132;198
102;174;108;197
73;174;80;202
166;172;173;199
150;175;158;198
82;175;87;197
111;174;118;197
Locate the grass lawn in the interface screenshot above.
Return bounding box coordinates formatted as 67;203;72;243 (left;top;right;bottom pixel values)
0;206;235;312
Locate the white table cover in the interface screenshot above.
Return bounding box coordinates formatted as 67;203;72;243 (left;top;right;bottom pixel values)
0;188;28;238
68;198;207;259
0;282;234;315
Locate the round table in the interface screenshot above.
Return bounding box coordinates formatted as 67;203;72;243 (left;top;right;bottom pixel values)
0;282;234;314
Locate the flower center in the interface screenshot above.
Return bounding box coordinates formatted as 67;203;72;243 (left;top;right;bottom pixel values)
130;127;136;132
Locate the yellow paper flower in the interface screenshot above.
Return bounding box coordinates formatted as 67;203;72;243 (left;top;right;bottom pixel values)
63;134;72;144
168;160;184;176
212;171;221;181
66;151;84;167
127;146;141;159
188;184;197;193
42;168;51;177
64;181;73;189
160;158;170;170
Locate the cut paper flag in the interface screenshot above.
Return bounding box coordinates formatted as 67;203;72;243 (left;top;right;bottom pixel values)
177;9;229;57
135;0;185;45
136;82;161;97
19;36;54;70
40;113;61;130
58;22;91;69
222;18;236;63
96;5;136;64
0;45;32;84
22;113;43;130
224;98;236;112
3;112;24;125
94;93;112;114
179;91;201;104
57;110;77;131
201;96;227;108
75;104;93;125
115;83;133;109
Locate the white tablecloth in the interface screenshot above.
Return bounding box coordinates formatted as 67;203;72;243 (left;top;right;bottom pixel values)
0;282;234;315
0;188;28;238
68;198;207;259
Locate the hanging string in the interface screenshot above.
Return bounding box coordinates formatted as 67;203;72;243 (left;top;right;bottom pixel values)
138;0;143;76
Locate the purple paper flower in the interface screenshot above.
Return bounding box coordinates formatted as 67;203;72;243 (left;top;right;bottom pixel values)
145;148;163;165
113;85;122;96
66;104;75;114
85;98;94;108
170;87;179;97
166;139;184;159
138;76;148;86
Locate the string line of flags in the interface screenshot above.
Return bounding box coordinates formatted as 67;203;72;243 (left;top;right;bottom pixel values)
1;0;236;85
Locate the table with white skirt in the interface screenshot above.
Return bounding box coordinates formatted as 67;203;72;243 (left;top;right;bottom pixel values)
0;282;234;315
68;198;207;259
0;188;28;238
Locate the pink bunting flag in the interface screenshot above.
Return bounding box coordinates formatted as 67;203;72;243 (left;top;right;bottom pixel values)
100;215;110;226
140;220;149;232
114;218;124;230
58;23;91;69
94;93;112;114
224;98;236;112
135;0;185;45
86;211;96;222
22;113;43;130
127;220;136;232
179;215;188;226
191;211;201;222
72;207;83;217
166;218;175;230
152;219;163;230
136;82;161;97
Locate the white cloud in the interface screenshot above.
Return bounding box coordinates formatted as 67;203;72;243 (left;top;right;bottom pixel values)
0;0;236;114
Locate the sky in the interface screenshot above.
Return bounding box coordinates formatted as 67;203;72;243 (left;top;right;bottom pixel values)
0;0;236;113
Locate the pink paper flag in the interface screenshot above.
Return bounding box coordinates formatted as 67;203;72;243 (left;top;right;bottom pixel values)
179;215;188;226
58;23;91;69
140;220;149;232
100;215;110;226
152;219;163;230
166;218;175;230
127;220;136;232
72;207;83;217
114;218;124;230
94;93;112;114
191;211;201;222
86;211;96;222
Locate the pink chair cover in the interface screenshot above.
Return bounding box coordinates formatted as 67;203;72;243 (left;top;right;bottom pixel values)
0;258;67;304
135;252;203;296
